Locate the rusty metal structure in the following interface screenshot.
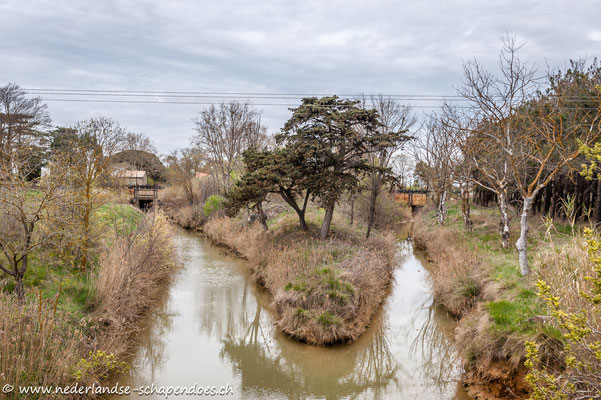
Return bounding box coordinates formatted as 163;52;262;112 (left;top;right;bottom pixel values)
394;189;429;208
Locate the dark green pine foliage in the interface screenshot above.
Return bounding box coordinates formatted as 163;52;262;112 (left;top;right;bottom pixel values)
277;96;385;239
225;147;315;231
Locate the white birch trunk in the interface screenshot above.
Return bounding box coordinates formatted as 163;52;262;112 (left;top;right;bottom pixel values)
515;195;534;276
498;191;510;248
437;190;447;225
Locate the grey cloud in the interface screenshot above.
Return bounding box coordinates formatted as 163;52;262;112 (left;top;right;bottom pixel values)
1;0;600;153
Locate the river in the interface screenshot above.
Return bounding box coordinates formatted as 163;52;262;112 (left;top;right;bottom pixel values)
108;228;471;399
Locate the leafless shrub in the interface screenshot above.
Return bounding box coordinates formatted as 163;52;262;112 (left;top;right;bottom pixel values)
355;191;412;231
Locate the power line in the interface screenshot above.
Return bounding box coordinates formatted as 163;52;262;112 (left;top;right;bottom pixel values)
24;88;465;98
40;98;464;108
27;92;473;102
22;88;601;109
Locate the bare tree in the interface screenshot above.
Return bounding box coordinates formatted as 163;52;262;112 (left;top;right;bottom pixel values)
0;83;51;174
0;158;65;300
439;104;474;231
119;132;157;153
451;36;538;248
392;153;414;190
413;117;460;225
53;117;125;271
164;148;205;206
359;95;415;238
510;68;601;275
192;101;267;193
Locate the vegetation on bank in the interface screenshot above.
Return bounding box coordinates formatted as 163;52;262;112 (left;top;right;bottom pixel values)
0;83;179;399
414;200;601;399
204;206;401;345
0;207;175;399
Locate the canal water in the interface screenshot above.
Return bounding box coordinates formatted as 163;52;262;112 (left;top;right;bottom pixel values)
108;229;471;399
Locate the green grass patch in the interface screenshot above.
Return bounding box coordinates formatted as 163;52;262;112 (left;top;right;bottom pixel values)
96;203;143;235
486;299;538;333
317;311;342;326
284;281;308;292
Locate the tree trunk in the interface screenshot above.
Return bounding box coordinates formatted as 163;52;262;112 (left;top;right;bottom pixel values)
543;180;553;216
296;209;308;232
498;191;510;248
437;189;447;225
15;275;24;301
575;174;584;221
551;175;560;219
461;181;473;231
595;178;601;224
516;195;534;276
256;201;268;231
350;197;355;226
366;176;381;238
279;189;309;232
81;203;90;271
318;202;335;240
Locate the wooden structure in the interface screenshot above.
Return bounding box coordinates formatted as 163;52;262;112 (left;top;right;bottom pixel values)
129;184;160;208
395;189;429;208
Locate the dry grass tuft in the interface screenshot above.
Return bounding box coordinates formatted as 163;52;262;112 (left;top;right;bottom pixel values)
536;235;596;315
91;210;177;356
204;214;396;345
413;219;485;317
0;292;89;398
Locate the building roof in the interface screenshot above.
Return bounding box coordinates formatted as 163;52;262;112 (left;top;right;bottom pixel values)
115;170;147;178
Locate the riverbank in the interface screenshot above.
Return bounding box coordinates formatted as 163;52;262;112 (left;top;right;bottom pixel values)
0;204;177;399
108;226;471;400
203;208;398;345
413;202;571;399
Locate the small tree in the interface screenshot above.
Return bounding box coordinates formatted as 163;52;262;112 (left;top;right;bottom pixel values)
0;83;51;176
226;148;315;231
358;95;414;238
164;148;205;206
451;36;538;248
0;157;64;300
119;132;157;153
53;117;125;270
413;116;460;225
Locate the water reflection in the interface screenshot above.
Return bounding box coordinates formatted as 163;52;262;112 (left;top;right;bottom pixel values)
108;230;470;400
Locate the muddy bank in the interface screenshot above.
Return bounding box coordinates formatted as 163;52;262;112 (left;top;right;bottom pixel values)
412;213;530;400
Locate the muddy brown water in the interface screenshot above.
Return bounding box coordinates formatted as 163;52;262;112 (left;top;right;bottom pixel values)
107;229;472;399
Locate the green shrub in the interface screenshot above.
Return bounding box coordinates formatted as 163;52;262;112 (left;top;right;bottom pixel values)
203;195;224;217
526;228;601;398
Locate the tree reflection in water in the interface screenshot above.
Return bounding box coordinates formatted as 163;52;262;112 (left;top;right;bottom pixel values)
111;231;469;400
214;240;465;399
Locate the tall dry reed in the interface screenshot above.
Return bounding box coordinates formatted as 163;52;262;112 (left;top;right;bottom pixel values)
91;210;177;354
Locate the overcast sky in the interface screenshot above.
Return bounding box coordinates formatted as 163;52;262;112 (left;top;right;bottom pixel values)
1;0;600;155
